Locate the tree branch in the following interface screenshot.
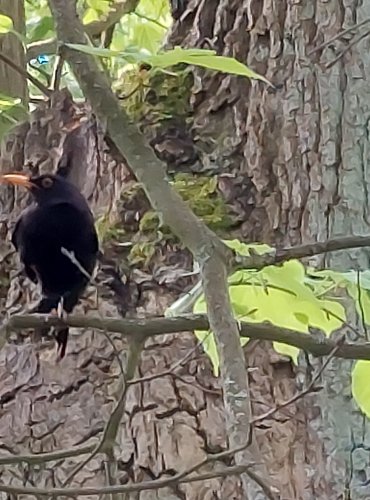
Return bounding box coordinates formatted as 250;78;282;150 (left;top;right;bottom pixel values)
26;0;140;61
0;443;95;466
0;51;51;96
61;336;144;487
3;313;370;361
201;254;274;496
235;235;370;270
0;463;261;497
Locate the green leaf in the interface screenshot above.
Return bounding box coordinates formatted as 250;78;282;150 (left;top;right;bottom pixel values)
66;44;270;83
0;93;28;143
195;330;220;376
27;16;54;42
65;43;141;63
0;14;13;34
352;360;370;418
86;0;111;14
223;239;273;256
273;342;300;364
132;22;166;55
83;8;100;24
193;238;347;373
149;47;270;83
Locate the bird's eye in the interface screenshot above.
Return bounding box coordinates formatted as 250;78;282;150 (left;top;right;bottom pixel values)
41;177;53;189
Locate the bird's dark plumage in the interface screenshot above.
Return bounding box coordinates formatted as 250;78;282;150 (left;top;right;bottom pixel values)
2;173;99;358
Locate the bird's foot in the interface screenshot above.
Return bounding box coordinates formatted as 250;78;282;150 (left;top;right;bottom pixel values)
56;300;68;321
49;303;68;322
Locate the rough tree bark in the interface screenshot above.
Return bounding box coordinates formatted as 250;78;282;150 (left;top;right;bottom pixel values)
1;1;369;500
164;0;370;498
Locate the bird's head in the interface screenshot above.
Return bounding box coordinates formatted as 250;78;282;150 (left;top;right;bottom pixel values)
0;173;79;205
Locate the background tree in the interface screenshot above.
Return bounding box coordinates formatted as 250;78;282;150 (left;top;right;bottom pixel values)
1;1;370;499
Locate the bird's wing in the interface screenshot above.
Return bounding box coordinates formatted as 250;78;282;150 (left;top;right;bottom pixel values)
11;208;38;283
46;201;99;254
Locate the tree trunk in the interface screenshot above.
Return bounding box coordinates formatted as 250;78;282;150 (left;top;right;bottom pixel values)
164;0;370;498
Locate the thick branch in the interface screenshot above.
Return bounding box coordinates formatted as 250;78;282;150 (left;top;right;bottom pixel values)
201;255;274;496
27;0;140;61
237;235;370;270
4;313;370;360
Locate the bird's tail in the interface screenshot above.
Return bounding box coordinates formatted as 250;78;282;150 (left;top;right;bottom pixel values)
55;328;68;359
32;296;69;359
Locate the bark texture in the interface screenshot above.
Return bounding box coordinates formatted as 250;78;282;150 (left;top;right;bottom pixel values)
163;0;370;498
1;0;370;499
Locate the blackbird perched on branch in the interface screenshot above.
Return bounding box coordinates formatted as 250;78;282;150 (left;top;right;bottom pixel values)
0;173;99;358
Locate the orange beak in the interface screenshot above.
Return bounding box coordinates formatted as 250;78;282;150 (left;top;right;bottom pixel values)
0;173;33;189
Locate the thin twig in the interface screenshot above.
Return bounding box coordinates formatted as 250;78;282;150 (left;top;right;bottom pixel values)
356;270;368;342
252;338;344;425
325;30;370;68
0;51;51;97
61;337;144;487
50;53;65;90
0;443;95;466
61;248;94;281
308;18;370;55
0;463;262;497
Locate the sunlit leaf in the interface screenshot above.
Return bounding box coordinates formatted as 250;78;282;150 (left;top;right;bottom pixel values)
27;16;54;42
132;22;166;54
0;93;28;142
273;342;300;364
224;239;273;256
83;8;100;24
193;237;349;373
0;14;13;34
149;47;270;83
352;361;370;418
66;44;269;83
87;0;111;14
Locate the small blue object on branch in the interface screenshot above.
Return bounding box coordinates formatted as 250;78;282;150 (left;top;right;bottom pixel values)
37;54;49;65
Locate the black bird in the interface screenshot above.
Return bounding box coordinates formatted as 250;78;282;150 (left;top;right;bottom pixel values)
0;172;99;358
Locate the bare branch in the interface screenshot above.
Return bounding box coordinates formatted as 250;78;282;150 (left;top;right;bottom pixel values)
325;30;370;68
0;51;51;97
61;337;144;487
0;463;263;497
308;18;370;55
201;254;274;495
0;443;95;466
252;337;344;425
235;235;370;270
4;312;370;361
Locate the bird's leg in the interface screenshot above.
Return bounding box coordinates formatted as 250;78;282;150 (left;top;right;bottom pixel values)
54;296;72;361
56;296;68;321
